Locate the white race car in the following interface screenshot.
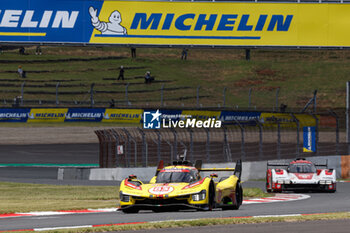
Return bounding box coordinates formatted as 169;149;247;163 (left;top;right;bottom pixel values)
266;158;336;193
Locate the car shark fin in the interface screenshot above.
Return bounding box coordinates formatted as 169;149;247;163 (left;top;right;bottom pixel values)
155;160;164;176
234;159;242;180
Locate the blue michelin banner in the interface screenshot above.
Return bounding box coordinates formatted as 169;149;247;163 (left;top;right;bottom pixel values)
0;0;102;43
219;111;261;125
65;108;105;122
303;126;316;153
0;108;30;122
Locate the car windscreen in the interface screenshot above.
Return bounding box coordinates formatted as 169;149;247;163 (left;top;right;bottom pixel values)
156;170;196;183
288;163;316;173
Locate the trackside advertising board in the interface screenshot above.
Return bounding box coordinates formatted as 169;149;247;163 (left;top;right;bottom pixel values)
0;108;322;126
0;108;30;122
2;0;350;47
303;126;316;153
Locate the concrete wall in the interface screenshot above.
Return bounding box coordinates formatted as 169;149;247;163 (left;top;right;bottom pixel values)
58;156;343;181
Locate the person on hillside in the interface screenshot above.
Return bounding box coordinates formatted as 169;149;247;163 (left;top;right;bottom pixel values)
109;99;115;108
35;46;42;55
19;47;26;55
145;71;154;84
118;65;125;80
131;47;136;58
17;66;26;78
181;48;188;60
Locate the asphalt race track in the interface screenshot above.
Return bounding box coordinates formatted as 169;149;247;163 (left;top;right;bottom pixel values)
0;144;349;232
1;182;349;231
0;143;98;164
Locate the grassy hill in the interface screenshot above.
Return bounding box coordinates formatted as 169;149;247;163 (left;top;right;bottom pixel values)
0;46;349;111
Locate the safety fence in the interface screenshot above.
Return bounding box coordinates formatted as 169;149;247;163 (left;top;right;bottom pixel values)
95;112;344;168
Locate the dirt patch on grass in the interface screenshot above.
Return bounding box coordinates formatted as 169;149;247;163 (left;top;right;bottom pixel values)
235;78;264;87
254;86;280;91
256;68;276;76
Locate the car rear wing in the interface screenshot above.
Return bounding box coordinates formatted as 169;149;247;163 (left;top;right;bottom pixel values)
197;159;242;180
199;168;235;172
267;159;328;168
314;160;328;168
267;162;289;167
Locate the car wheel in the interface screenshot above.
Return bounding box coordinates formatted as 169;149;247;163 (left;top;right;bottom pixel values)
222;182;242;210
205;182;215;211
233;182;243;210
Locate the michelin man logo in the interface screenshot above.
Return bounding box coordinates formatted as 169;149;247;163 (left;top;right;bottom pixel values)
89;6;127;35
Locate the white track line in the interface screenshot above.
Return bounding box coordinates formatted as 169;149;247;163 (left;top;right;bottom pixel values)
0;194;309;219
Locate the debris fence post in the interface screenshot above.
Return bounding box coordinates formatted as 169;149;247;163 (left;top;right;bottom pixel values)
205;128;210;163
311;114;319;156
171;129;178;159
123;128;138;167
291;114;300;157
21;81;25;106
234;119;245;161
329;111;340;155
275;88;280;111
156;130;162;161
255;119;263;160
188;129;194;162
138;128;147;167
56;82;60;106
125;83;130;105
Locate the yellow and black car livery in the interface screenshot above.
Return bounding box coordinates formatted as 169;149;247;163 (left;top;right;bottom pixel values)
119;159;242;213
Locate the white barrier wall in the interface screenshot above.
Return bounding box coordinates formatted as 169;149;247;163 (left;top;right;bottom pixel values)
58;156;342;181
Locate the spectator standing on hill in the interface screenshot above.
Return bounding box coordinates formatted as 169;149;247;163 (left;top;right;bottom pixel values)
181;48;188;60
145;71;154;84
109;99;115;108
118;65;125;80
131;47;136;58
19;47;25;55
17;66;26;78
35;46;42;55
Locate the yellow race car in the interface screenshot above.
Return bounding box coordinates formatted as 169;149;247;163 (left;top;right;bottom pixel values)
119;159;242;213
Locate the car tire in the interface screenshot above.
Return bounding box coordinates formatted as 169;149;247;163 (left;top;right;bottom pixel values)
222;181;242;210
205;181;215;211
232;182;243;210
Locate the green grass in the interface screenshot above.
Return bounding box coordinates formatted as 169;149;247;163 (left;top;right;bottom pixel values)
15;212;350;233
0;181;269;214
243;187;271;198
1;46;350;109
0;182;118;214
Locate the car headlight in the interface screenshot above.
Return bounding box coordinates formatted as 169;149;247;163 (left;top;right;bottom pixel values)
192;190;206;201
119;191;130;202
277;179;290;184
319;180;332;185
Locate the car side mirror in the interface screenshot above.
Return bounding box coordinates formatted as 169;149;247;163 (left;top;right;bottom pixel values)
210;173;218;178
